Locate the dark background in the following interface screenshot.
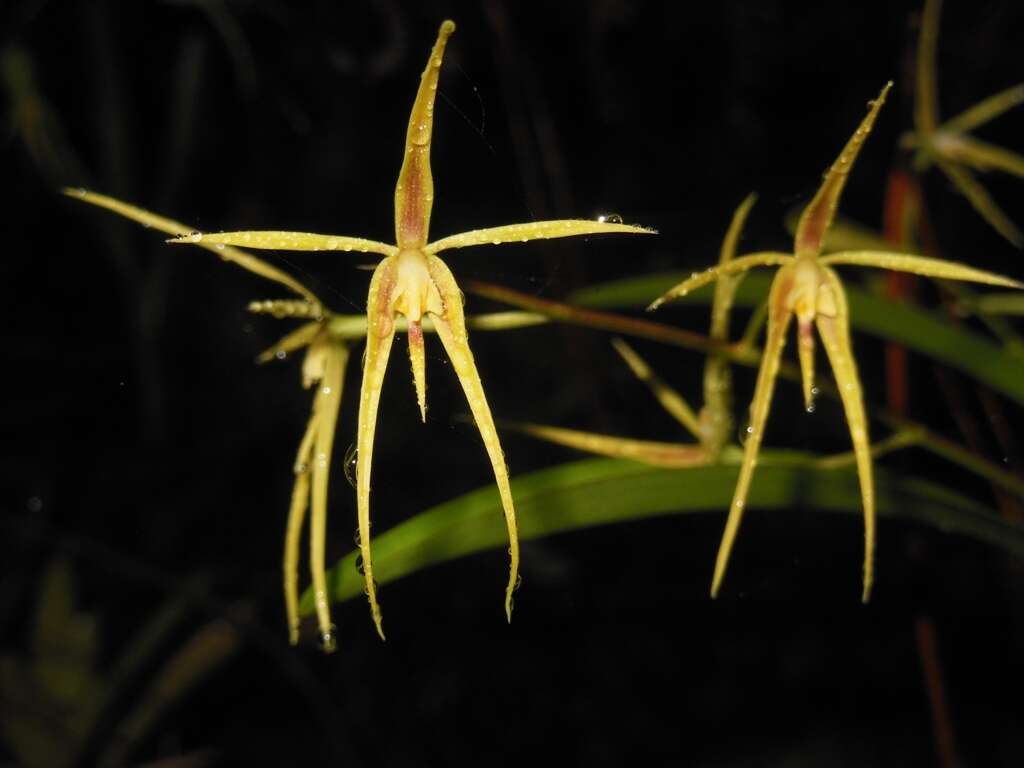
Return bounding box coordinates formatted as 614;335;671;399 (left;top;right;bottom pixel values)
3;0;1024;765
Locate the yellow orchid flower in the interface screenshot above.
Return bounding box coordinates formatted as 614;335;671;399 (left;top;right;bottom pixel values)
650;83;1022;602
62;189;544;650
160;21;651;638
901;0;1024;246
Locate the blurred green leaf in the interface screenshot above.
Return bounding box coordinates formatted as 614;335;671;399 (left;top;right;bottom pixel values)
569;271;1024;406
303;454;1023;612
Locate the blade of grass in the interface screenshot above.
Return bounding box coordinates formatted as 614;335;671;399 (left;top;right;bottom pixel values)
302;454;1023;611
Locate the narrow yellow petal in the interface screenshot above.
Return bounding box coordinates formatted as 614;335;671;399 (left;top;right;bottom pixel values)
394;21;455;248
712;265;795;598
950;134;1024;178
255;321;322;364
309;342;348;652
62;188;322;305
815;268;875;602
356;257;399;640
794;83;892;257
647;252;792;311
408;320;427;422
167;229;398;257
427;255;519;621
426;220;654;255
933;158;1024;247
915;0;941;134
820;250;1023;288
941;83;1024;135
509;421;707;468
283;413;317;646
704;193;757;453
611;338;702;439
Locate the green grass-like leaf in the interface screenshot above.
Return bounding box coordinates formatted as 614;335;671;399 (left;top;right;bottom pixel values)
301;453;1022;613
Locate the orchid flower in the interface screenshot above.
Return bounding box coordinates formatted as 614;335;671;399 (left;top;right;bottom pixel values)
650;83;1022;602
63;189;543;650
900;0;1024;246
162;21;652;638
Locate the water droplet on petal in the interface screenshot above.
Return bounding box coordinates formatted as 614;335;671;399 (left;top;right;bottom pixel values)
319;624;337;653
343;444;358;488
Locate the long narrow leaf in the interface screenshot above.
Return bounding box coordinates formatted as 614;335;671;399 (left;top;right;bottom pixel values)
302;454;1023;611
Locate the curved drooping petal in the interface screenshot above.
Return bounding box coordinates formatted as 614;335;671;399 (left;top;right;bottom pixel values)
820;250;1024;288
168;230;398;257
394;21;455;248
282;336;348;649
284;407;317;646
426;255;520;621
63;188;323;306
355;257;399;640
426;220;654;255
711;263;795;598
648;252;793;311
815;268;875;602
794;83;892;257
309;341;347;650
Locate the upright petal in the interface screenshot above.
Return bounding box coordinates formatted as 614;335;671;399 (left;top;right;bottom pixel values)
941;83;1024;135
394;21;455;248
704;194;758;453
815;268;876;602
915;0;941;134
712;265;796;597
794;83;892;257
426;255;520;621
356;257;399;639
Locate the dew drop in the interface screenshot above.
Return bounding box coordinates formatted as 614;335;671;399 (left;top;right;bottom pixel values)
805;402;816;414
326;237;339;250
322;385;332;395
275;350;287;361
215;243;225;251
319;625;338;654
187;231;203;243
343;444;358;488
74;187;87;197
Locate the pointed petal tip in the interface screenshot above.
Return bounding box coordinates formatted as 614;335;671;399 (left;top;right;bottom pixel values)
505;593;514;623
